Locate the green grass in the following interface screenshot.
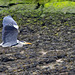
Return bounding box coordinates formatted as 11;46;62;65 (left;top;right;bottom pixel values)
0;0;35;5
0;1;75;16
44;1;75;13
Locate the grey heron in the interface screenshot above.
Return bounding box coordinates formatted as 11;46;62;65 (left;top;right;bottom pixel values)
0;15;32;47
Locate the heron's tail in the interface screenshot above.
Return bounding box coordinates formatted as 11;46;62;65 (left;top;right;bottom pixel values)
0;42;3;46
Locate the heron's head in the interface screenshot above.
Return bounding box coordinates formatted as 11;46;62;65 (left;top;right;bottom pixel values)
20;41;32;45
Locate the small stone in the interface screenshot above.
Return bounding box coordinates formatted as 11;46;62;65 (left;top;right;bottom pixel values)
56;59;63;63
20;51;25;54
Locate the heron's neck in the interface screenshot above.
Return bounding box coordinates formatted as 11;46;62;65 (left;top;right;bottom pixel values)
17;40;25;45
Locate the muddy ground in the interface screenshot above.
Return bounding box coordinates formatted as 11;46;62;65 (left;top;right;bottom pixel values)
0;12;75;75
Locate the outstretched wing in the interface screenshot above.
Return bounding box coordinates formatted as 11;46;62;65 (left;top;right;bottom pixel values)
2;16;19;46
3;15;17;27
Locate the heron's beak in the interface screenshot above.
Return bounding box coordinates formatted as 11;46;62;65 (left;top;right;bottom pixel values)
24;42;32;45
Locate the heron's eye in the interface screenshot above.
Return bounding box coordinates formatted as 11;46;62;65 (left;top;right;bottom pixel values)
21;41;24;42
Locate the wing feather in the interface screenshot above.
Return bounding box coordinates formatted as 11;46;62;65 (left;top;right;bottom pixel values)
2;16;19;46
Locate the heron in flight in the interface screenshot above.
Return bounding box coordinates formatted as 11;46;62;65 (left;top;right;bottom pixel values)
0;15;32;47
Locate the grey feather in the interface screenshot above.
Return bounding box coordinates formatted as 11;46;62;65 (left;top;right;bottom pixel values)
3;15;17;27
